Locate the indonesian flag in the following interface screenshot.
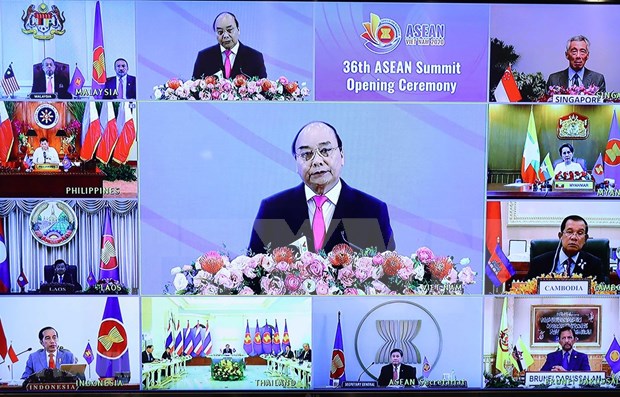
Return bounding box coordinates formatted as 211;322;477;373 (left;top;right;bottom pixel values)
521;107;540;183
80;101;102;161
0;101;13;163
112;102;136;164
494;66;522;102
95;101;118;163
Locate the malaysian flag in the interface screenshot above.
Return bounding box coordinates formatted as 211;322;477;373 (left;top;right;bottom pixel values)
1;65;19;96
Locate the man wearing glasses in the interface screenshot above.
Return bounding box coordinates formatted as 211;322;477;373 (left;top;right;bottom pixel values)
192;12;267;80
526;215;605;281
248;121;394;255
546;35;606;92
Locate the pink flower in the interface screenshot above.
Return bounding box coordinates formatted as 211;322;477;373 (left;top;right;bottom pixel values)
221;81;233;92
444;268;458;284
228;268;244;289
201;284;219;295
211;90;220;100
284;274;302;292
214;268;233;289
416;247;434;265
337;265;356;288
354;266;372;283
372;254;384;266
238;286;254;295
343;288;359;295
278;76;288;85
315;280;330;295
255;254;276;272
307;259;326;277
276;261;290;272
458;266;476;284
371;280;391;294
261;276;285;295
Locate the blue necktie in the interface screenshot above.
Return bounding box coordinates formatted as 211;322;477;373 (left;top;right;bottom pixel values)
562;351;569;370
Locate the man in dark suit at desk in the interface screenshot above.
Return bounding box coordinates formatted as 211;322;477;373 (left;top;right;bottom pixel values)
541;326;590;371
142;345;158;363
103;58;136;100
377;348;418;387
526;215;606;282
248;121;395;254
297;343;312;362
50;259;82;291
192;12;267;80
31;57;72;99
546;35;606;92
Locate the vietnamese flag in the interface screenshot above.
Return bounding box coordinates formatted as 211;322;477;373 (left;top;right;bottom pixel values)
0;101;13;163
112;102;136;164
80;101;102;161
95;101;118;164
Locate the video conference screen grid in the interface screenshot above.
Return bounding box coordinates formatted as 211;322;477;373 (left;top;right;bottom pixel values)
1;0;620;394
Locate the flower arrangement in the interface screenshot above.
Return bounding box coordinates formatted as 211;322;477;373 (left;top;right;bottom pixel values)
166;245;476;296
84;278;129;294
211;359;244;381
554;171;592;181
153;74;309;101
63;119;81;148
538;85;601;102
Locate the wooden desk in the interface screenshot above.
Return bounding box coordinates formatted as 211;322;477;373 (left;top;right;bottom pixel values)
0;169;106;198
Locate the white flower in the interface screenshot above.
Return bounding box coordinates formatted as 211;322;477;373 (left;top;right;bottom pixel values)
460;257;471;266
170;267;182;275
154;89;163;99
303;279;316;293
173;273;189;291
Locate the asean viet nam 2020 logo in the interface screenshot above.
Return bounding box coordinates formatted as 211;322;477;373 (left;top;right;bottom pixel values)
360;13;401;55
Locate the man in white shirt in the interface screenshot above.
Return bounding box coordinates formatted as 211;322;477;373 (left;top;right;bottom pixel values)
32;138;60;164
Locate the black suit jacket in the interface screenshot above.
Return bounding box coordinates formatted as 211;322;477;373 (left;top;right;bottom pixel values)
546;68;606;92
378;363;417;387
297;349;312;362
541;349;590;371
31;71;72;99
527;250;606;282
51;274;82;291
142;351;155;363
192;42;267;80
222;348;233;354
248;180;395;254
280;350;294;359
103;75;136;99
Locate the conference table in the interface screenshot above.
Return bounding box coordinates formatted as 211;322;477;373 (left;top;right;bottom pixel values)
142;356;192;390
486;183;618;199
262;354;311;388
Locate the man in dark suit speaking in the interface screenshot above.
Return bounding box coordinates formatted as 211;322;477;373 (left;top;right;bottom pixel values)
192;12;267;80
526;215;606;282
546;35;606;92
248;121;395;254
103;58;136;100
31;57;72;99
541;326;590;372
377;348;418;387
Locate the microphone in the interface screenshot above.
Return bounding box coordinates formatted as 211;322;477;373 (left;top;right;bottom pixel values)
238;68;252;79
43;151;48;163
0;347;31;364
341;231;363;252
358;361;375;381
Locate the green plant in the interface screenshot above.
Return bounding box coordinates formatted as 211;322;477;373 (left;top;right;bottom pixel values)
489;38;520;101
513;71;547;102
97;161;137;182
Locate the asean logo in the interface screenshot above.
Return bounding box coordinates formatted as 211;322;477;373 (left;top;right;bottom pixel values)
610;349;620;363
92;46;107;84
34;104;59;129
360;13;402;54
604;139;620;166
330;349;345;379
97;318;128;358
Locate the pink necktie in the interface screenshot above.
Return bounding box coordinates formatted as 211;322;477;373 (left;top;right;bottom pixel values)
224;50;232;79
118;77;124;99
46;77;53;93
393;365;398;380
312;195;328;252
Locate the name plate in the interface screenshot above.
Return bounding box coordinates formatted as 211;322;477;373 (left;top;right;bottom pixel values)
525;371;605;387
553;180;595;191
552;94;603;104
34;163;60;172
29;93;58;100
538;279;591;295
341;381;378;388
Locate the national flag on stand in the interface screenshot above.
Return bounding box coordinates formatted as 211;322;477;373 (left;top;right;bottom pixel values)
112;102;136;164
605;336;620;374
282;319;290;349
243;320;253;355
61;155;72;171
494;66;522;103
329;312;346;385
80;101;102;161
174;320;183;356
183;320;194;356
165;320;173;351
87;269;97;287
22;155;33;170
68;66;85;96
495;297;511;375
272;320;281;355
83;342;94;365
1;65;19;96
592;153;605;185
0;219;10;293
422;356;431;378
203;321;212;355
521;107;541;183
485;201;515;287
604;110;620;183
486;240;515;287
192;322;204;357
91;1;107;98
99;207;119;281
96;297;130;378
0;318;7;359
262;320;272;355
253;320;263;355
0;101;14;163
96;101;118;163
509;336;533;372
538;152;554;181
8;343;18;363
16;268;28;289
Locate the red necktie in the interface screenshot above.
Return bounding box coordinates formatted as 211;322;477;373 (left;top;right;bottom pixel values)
49;353;55;369
312;196;328;252
224;50;231;79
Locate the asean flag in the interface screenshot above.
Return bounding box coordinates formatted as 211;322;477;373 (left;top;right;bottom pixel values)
243;320;253;355
99;207;119;281
91;1;107;98
0;102;13;163
329;314;346;385
80;101;102;161
96;297;130;378
95;101;118;164
112;102;135;164
262;321;273;355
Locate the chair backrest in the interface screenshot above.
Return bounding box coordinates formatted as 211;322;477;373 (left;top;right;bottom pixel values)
32;61;70;82
552;158;587;172
530;238;610;269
